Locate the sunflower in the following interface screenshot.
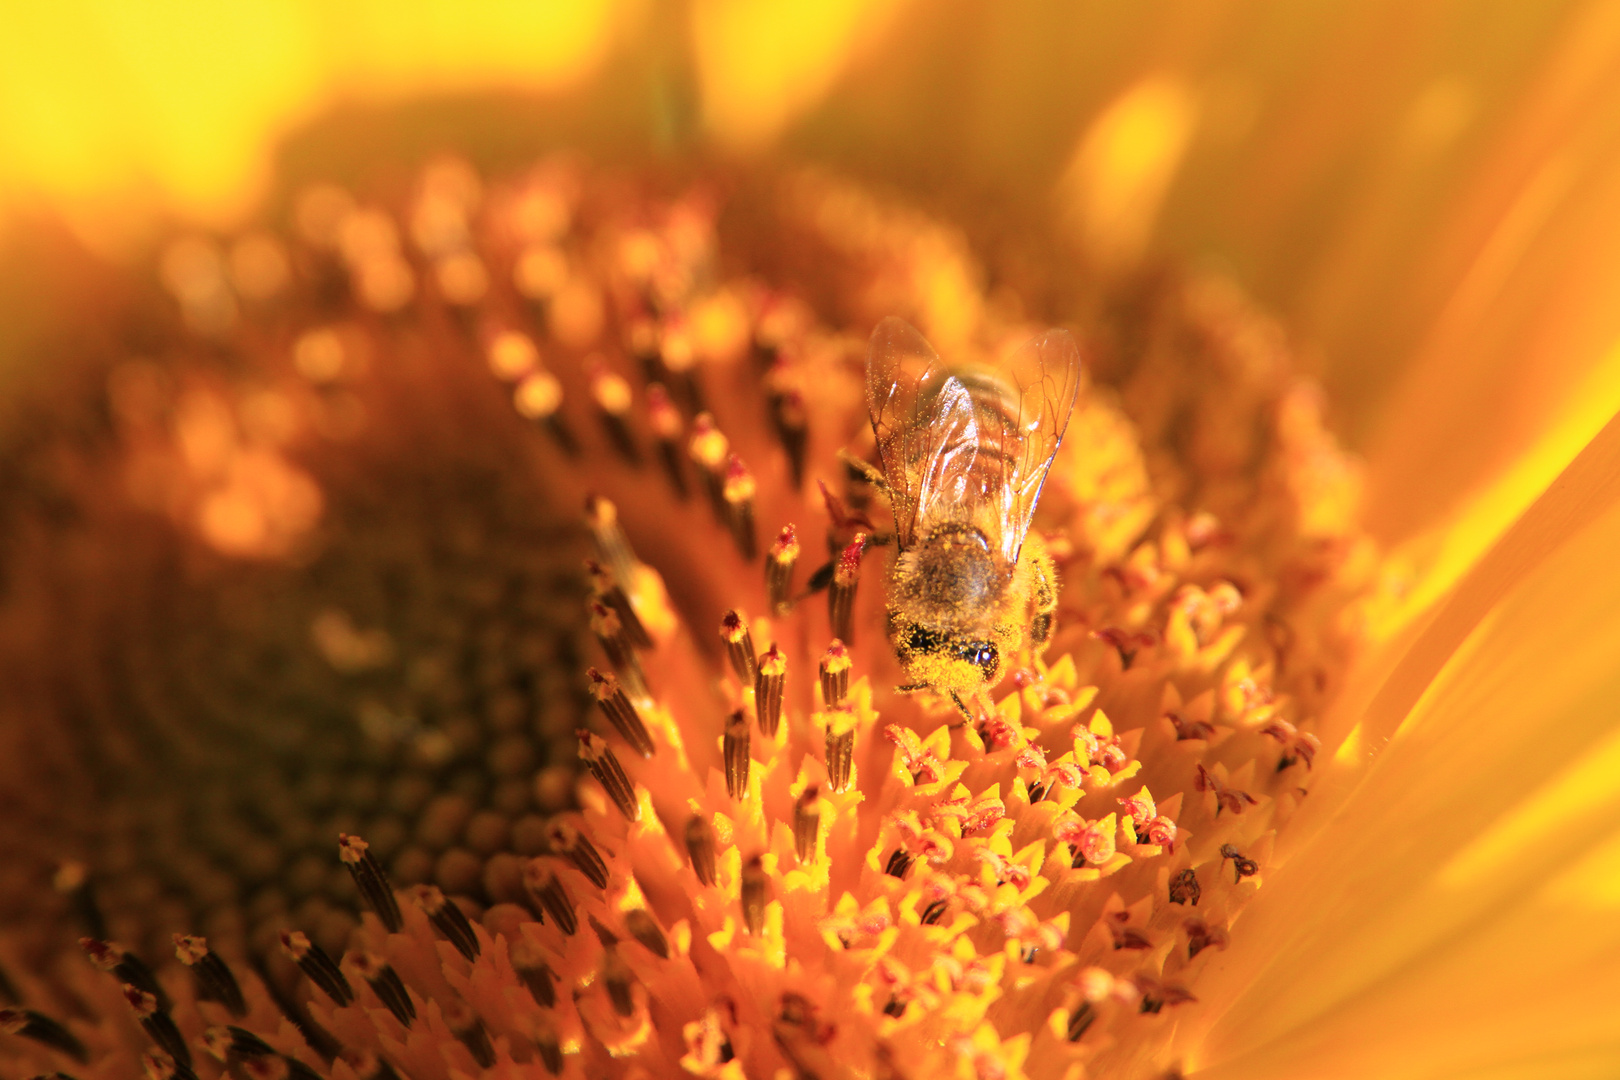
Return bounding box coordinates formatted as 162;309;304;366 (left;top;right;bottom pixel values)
4;4;1620;1080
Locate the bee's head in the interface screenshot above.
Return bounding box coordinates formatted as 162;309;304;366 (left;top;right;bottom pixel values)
889;618;1003;695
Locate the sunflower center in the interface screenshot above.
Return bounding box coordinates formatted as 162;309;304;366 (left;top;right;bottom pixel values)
0;154;1372;1080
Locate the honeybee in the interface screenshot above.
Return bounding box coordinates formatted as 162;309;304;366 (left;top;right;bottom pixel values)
858;316;1081;720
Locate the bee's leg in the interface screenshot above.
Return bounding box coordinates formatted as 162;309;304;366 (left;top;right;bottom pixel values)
895;683;929;693
948;691;975;722
837;448;890;494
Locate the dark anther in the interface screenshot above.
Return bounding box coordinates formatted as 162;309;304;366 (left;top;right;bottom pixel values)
411;887;480;962
338;834;402;933
0;1008;88;1062
1168;868;1202;907
173;935;247;1017
279;932;353;1006
883;850;913;879
1219;844;1260;883
351;953;415;1027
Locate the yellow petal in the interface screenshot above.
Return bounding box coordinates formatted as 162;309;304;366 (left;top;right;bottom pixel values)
1177;413;1620;1077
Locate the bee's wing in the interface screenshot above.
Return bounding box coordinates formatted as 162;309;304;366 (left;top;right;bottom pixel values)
866;316;947;550
985;327;1082;562
867;318;1082;561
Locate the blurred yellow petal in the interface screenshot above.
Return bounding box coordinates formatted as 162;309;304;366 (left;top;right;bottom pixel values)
1180;414;1620;1078
0;0;625;228
690;0;911;147
1059;75;1196;272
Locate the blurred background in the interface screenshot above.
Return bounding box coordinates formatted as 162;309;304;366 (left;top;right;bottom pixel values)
3;0;1620;547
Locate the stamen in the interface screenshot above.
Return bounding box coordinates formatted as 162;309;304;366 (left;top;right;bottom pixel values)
584;494;637;590
825;707;856;793
766;524;799;615
1219;844;1260;883
445;1002;495;1068
349;953;415;1026
1066;1002;1095;1042
883;850;913;878
509;940;556;1007
141;1048;190;1080
722;455;758;559
532;1016;564;1076
123;986;191;1069
578;730;641;821
279;931;354;1006
586;667;656;758
81;938;169;1011
590;600;648;700
755;644;786;737
685;815;718;887
338;834;403;933
173;935;247;1017
586;560;653;648
590;364;641;464
624;909;670;958
724;710;751;800
546;819;611;889
767;382;808;490
0;1008;88;1063
1169;868;1201;906
819;639;850;708
339;1049;398;1080
828;533;868;646
719;610;758;684
601;947;636;1017
523;862;579;936
688;413;730;523
513;371;579;455
645;383;689;498
410;886;480;961
740;855;768;936
53;862;106;940
793;787;820;864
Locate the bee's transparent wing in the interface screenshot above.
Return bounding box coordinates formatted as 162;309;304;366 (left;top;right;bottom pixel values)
867;317;1082;562
866;316;947;550
986;328;1082;562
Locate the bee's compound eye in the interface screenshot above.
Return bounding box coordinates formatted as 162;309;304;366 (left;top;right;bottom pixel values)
957;640;998;678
